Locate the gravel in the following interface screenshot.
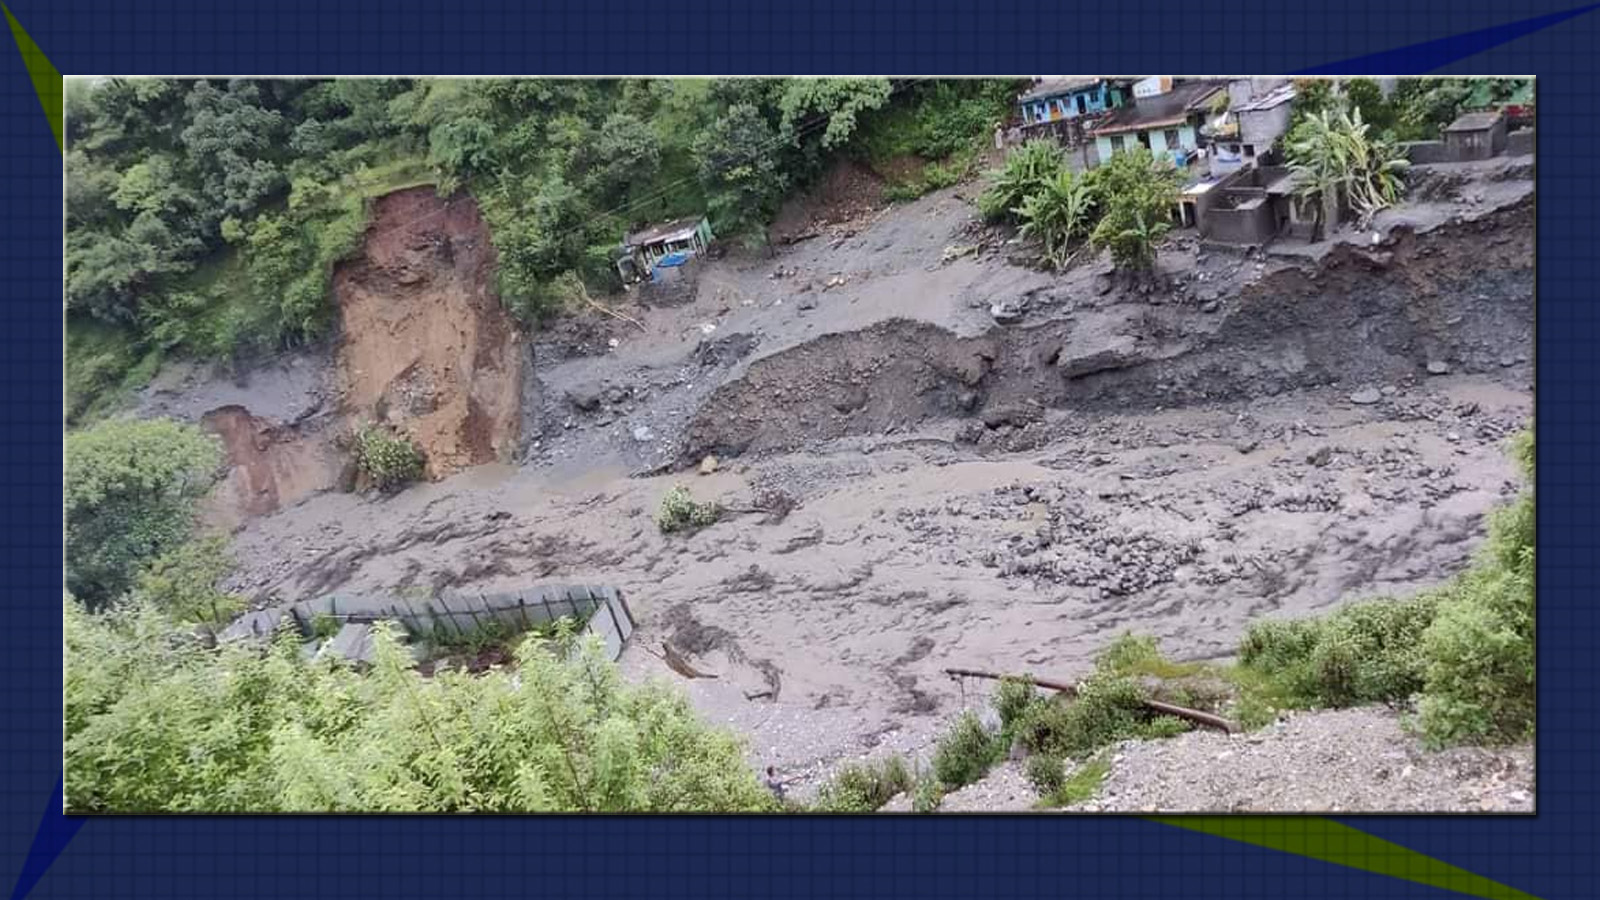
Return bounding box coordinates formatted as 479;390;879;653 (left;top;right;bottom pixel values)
1068;706;1533;813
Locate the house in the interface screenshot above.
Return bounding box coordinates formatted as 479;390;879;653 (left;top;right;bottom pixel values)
1204;80;1295;174
615;216;714;284
1132;76;1174;99
1443;111;1508;161
1017;77;1129;126
1090;80;1226;168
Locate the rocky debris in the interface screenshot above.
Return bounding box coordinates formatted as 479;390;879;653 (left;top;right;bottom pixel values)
1071;706;1534;813
932;761;1039;812
1059;337;1139;380
1427;360;1452;375
699;455;720;475
566;384;603;412
1349;387;1382;405
990;300;1025;325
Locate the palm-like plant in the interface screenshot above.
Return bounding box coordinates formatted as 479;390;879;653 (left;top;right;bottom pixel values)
978;139;1067;223
1016;170;1096;268
1288;106;1410;238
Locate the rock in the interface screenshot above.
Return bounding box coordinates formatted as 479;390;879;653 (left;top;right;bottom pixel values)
1201;300;1220;314
631;425;654;443
1499;353;1518;368
1306;446;1333;467
1094;273;1115;296
1235;439;1259;454
1426;360;1451;375
566;384;603;412
1059;337;1140;379
1349;388;1382;405
990;301;1025;325
698;455;720;475
798;296;818;311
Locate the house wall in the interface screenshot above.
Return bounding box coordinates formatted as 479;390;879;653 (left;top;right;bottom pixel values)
1022;83;1114;125
1239;103;1292;148
1506;128;1534;156
1401;140;1452;164
1096;123;1197;164
1444;118;1507;162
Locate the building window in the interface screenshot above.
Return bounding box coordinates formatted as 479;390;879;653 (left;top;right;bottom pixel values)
1164;128;1181;149
1243;144;1256;158
1076;95;1088;115
1110;135;1125;153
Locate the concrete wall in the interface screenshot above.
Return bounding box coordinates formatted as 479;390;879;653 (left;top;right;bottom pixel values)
1239;102;1292;149
1097;124;1196;164
1204;200;1276;245
1401;140;1452;164
1506;128;1534;157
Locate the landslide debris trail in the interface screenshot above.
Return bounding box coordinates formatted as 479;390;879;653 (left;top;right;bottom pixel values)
188;156;1533;798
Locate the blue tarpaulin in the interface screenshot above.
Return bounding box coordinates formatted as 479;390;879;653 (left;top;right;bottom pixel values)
656;251;690;267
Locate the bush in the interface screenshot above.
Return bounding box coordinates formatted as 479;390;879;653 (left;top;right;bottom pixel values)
814;756;913;812
1087;147;1180;271
1017;170;1097;268
355;424;426;491
978;140;1067;223
931;710;1002;789
65;604;777;812
911;776;944;812
656;485;722;534
1024;753;1065;796
1238;595;1438;707
1136;715;1189;740
993;677;1039;733
65;418;223;606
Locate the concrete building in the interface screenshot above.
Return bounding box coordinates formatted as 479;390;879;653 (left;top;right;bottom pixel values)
616;216;714;284
1443;111;1508;162
1091;80;1225;168
1017;77;1128;125
1204;80;1295;175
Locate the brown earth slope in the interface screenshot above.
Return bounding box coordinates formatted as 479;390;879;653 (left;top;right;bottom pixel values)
333;187;525;479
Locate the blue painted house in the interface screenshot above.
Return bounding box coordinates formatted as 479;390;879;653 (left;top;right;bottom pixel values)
1017;78;1128;126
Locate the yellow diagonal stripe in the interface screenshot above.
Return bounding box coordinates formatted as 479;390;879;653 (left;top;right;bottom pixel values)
5;3;62;151
1150;817;1543;900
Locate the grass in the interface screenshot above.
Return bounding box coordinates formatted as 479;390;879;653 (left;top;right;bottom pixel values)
812;756;914;812
65;317;151;425
1038;753;1112;808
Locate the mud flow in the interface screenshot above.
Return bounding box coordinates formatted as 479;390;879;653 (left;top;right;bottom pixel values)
148;156;1534;793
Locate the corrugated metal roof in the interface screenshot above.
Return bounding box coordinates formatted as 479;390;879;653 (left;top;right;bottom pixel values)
1234;82;1296;112
1446;111;1503;132
1090;81;1226;136
625;217;704;248
1019;78;1102;103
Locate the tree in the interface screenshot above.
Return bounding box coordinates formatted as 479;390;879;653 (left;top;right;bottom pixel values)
1087;148;1181;271
64;608;778;813
585;113;662;205
1343;78;1397;136
65;418;222;606
693;103;789;242
179;80;288;222
777;78;893;149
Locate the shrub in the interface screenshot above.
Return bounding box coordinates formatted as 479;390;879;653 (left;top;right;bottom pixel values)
1087;147;1180;271
65;605;776;812
977;140;1067;223
911;776;944;812
932;710;1002;789
1047;753;1111;807
355;424;426;491
814;756;913;812
1137;715;1189;740
992;677;1039;733
1239;595;1438;707
656;485;722;534
65;418;222;606
1017;170;1097;268
1024;753;1066;796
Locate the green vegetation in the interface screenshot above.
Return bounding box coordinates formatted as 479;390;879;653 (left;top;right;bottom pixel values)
812;756;913;812
354;423;426;492
133;536;246;629
64;608;777;812
1040;753;1111;807
1286;106;1409;236
931;710;1005;789
656;485;723;534
1023;752;1066;795
64;417;222;607
979;143;1179;271
66;78;1020;419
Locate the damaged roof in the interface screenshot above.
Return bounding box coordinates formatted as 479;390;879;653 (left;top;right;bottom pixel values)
625;217;705;248
1019;78;1103;103
1234;82;1296;112
1090;81;1226;136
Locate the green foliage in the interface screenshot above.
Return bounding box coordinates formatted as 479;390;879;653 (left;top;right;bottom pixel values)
1041;753;1111;807
1087;147;1180;270
64;606;776;812
778;79;893;150
311;613;343;640
911;776;944;812
1024;753;1065;796
1238;594;1439;707
1342;78;1398;136
133;537;245;628
656;485;722;534
977;139;1067;223
1287;106;1409;235
1392;78;1533;139
65;418;222;606
1137;715;1189;740
993;677;1040;733
354;424;426;492
813;755;913;812
1017;169;1097;268
931;710;1003;789
693;103;789;243
854;80;1018;165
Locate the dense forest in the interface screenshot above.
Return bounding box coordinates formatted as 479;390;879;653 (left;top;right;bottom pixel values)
64;77;1018;422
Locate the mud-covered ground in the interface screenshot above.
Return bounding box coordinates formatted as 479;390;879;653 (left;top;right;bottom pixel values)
141;153;1536;808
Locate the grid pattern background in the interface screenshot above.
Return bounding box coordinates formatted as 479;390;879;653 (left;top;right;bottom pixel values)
7;2;1596;898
